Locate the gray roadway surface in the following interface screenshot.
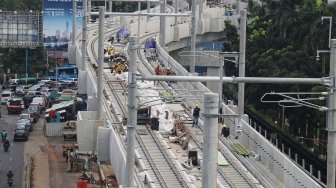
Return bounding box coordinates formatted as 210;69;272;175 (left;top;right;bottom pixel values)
0;105;24;188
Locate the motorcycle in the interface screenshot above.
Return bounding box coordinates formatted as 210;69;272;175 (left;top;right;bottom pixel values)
7;178;13;186
79;174;95;184
4;144;9;152
2;135;6;142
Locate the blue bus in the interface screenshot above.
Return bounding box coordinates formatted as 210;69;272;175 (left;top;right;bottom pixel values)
47;65;78;81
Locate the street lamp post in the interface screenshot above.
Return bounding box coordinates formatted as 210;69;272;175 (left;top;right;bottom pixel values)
25;48;29;85
321;16;332;48
282;106;285;132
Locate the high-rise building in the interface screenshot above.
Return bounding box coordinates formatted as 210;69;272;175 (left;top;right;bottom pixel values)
56;30;60;40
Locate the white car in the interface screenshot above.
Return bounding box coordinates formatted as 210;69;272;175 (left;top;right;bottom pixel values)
1;90;15;104
32;97;46;109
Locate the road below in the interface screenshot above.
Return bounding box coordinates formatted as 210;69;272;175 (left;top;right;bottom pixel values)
0;105;24;188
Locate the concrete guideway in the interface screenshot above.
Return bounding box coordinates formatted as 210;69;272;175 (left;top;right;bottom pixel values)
72;0;324;185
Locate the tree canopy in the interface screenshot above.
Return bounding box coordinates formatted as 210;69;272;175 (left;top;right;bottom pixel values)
241;0;336;153
0;0;43;78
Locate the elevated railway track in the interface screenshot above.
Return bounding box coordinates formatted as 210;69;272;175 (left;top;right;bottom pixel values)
83;11;272;188
77;3;323;188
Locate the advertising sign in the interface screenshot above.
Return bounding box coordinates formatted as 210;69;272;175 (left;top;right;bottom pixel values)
43;0;83;51
0;11;43;48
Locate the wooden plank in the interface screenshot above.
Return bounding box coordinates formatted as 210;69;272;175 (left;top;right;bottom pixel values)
171;131;187;143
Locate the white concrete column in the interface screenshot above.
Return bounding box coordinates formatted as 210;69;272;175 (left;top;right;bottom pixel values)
238;9;246;116
202;93;219;188
159;0;166;47
125;36;138;187
327;39;336;188
97;7;105;120
207;67;220;94
72;0;77;46
81;0;87;71
190;0;197;73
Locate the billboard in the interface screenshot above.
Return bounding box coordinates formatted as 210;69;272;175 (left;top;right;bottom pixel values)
0;11;43;48
43;0;83;51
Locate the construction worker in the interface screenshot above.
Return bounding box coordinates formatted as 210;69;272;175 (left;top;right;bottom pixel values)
192;105;201;128
154;65;161;85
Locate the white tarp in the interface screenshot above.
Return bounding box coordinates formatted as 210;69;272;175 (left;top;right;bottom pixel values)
138;81;175;133
46;100;74;113
114;72;185;133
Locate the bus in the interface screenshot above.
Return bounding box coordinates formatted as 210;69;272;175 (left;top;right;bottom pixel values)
18;77;39;85
47;65;78;81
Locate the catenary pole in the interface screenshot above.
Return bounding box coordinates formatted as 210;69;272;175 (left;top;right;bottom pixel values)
138;2;141;41
125;36;138;186
202;93;219;188
327;39;336;188
147;0;150;21
109;1;112;13
199;0;203;20
88;0;91;32
238;9;246;116
190;0;196;73
82;0;88;71
174;0;178;25
159;0;166;47
236;0;240;15
219;58;224;115
97;6;105;120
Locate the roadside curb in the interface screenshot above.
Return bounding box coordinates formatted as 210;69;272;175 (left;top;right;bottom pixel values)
24;154;32;188
97;161;107;186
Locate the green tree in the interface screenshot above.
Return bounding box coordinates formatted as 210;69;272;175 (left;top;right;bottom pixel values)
242;0;336;157
0;0;43;78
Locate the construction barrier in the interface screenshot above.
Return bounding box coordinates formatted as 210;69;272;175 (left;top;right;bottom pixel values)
77;180;88;188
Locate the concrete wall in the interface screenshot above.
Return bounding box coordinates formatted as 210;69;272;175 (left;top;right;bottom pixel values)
45;122;66;137
223;104;322;188
97;127;110;161
108;125;127;185
77;111;106;151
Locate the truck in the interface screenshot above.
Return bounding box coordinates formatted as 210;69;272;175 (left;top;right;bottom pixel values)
62;121;77;141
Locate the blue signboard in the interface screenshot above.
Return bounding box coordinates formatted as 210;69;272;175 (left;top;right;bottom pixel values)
43;0;83;50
